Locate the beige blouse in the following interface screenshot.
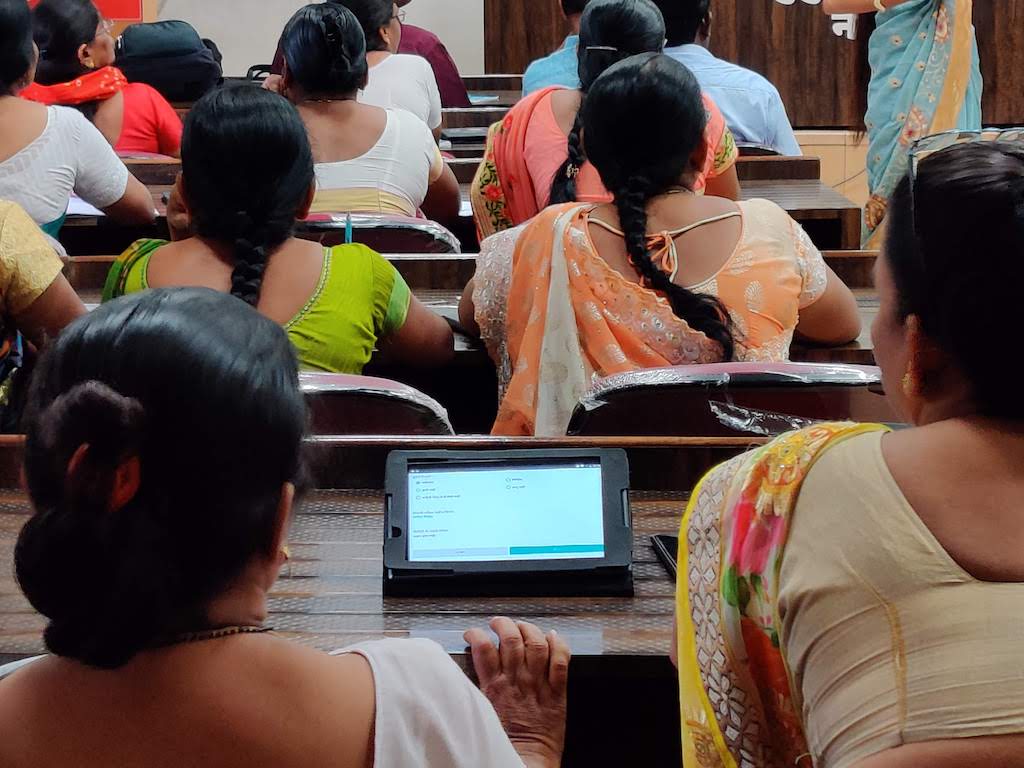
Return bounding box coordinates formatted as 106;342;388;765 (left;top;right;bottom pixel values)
779;431;1024;768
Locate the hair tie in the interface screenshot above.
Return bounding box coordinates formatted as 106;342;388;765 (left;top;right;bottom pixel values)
585;45;619;52
565;164;581;180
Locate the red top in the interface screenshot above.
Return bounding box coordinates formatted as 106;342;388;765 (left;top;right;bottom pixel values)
116;82;182;156
397;26;471;109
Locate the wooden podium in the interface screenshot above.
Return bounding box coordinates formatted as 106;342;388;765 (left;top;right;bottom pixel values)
484;0;1022;129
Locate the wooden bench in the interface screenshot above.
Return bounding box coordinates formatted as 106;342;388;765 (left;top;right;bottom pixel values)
463;74;523;92
454;179;861;250
467;90;521;108
122;157;180;185
65;251;877;295
0;432;753;766
448;155;823;186
123;155;826;194
441;106;510;130
741;179;862;250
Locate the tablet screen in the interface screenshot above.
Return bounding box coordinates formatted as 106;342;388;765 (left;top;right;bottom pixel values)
407;459;606;563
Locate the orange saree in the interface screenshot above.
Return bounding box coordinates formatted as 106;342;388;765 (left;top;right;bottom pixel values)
472;204;724;436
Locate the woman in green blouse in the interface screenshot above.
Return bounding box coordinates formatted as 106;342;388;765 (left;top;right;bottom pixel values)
103;85;453;374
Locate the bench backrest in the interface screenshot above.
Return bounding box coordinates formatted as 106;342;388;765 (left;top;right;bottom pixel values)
298;215;461;254
567;362;899;437
302;372;454;436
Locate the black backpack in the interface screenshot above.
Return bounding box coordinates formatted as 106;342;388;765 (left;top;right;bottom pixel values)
116;20;223;103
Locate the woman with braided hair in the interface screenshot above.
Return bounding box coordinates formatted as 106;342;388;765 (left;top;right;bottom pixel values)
471;0;741;239
279;3;460;228
102;85;453;374
461;53;861;436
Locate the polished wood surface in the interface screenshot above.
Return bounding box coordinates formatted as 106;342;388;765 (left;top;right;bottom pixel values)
484;0;1024;127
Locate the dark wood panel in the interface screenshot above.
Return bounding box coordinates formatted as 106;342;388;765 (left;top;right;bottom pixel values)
485;0;1024;127
484;0;567;75
711;0;861;128
975;0;1024;125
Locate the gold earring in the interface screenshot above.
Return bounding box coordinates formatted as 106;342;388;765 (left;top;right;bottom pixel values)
280;544;291;562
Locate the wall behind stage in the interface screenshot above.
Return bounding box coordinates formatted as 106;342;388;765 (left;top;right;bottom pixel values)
152;0;485;77
485;0;1024;129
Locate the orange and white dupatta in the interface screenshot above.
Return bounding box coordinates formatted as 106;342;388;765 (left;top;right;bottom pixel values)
677;422;889;767
473;203;723;436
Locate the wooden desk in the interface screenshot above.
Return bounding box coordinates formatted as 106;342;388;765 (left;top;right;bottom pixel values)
463;75;523;92
741;179;861;250
0;493;684;766
468;90;521;108
455;179;860;250
441;107;509;130
447;155;822;187
123;157;180;185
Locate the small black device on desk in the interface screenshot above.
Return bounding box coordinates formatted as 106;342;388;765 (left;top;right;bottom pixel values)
383;449;633;597
650;535;678;581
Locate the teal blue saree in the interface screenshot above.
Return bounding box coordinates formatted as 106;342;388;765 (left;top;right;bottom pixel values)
864;0;983;246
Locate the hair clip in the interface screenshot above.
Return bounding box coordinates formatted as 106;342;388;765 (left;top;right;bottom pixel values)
585;45;619;52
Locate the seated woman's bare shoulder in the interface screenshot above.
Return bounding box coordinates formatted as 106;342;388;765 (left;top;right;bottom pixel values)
0;637;377;768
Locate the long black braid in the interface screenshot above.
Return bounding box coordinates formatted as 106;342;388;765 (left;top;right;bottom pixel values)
582;52;737;358
227;213;292;308
181;85;314;309
614;176;734;358
548;0;667;205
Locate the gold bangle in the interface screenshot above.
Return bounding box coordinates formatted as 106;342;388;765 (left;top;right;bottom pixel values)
874;0;887;10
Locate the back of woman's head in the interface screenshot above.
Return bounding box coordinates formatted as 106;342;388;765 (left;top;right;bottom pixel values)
15;288;308;669
583;53;733;357
182;85;314;307
32;0;98;84
549;0;666;204
282;3;368;96
332;0;393;52
0;0;34;91
885;140;1024;419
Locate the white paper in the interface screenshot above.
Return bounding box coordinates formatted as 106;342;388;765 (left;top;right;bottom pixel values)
65;197;104;217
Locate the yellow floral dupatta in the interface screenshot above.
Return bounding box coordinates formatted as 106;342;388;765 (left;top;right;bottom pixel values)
676;422;889;767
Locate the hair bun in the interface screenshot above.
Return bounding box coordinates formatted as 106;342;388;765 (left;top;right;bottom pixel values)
38;381;146;474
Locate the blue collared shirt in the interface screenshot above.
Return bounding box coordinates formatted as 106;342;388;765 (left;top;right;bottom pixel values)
664;44;802;156
523;35;581;96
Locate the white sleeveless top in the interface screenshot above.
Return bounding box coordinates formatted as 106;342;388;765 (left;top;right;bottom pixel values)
337;638;525;767
312;109;443;217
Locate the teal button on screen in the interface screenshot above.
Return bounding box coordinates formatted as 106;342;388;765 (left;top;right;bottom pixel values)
508;544;606;555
